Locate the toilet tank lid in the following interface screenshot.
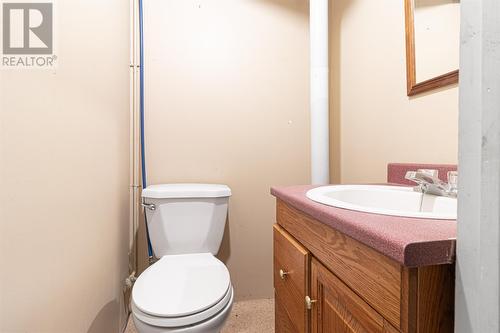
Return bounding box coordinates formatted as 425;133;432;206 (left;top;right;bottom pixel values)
142;184;231;199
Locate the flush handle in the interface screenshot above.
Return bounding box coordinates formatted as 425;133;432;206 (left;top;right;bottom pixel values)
141;203;156;211
279;269;289;280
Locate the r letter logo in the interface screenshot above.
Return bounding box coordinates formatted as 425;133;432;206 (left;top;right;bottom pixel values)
1;1;56;68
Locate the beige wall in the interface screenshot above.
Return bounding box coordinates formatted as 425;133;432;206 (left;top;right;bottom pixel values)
142;0;310;300
0;0;130;332
330;0;459;184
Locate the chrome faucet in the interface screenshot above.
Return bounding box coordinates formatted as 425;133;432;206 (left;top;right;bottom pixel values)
404;169;458;198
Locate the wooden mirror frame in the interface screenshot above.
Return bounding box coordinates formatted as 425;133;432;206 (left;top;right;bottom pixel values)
404;0;459;96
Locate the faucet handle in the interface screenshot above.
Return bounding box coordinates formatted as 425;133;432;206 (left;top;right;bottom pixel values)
447;171;458;187
417;169;439;179
404;169;436;183
405;171;417;180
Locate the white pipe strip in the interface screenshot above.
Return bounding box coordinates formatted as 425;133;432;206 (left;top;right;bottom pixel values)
128;0;140;273
310;0;330;185
129;0;136;253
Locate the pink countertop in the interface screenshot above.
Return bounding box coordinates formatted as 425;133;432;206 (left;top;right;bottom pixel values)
271;185;456;267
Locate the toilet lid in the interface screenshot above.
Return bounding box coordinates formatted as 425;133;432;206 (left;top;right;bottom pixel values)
132;286;233;328
132;253;231;317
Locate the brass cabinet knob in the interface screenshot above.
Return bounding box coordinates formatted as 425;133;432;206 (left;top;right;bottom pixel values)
305;296;317;310
279;269;289;280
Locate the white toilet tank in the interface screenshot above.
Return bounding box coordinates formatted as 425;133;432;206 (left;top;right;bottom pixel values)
141;184;231;257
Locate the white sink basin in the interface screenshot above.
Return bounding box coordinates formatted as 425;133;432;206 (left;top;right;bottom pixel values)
306;185;457;220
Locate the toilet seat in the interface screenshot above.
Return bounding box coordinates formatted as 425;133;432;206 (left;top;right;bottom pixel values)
132;253;232;327
132;286;233;328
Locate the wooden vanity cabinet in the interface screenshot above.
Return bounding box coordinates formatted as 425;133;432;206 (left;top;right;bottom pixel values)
274;200;454;333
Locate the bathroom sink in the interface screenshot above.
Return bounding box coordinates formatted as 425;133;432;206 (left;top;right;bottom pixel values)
306;185;457;220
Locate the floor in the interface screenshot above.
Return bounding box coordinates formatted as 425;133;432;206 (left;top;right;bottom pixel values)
125;298;275;333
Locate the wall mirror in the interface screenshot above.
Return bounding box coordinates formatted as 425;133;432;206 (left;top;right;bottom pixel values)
404;0;460;96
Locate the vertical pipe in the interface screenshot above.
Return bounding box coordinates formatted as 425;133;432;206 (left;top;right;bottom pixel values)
139;0;147;190
310;0;330;185
138;0;153;259
133;0;141;262
129;0;141;276
128;0;136;262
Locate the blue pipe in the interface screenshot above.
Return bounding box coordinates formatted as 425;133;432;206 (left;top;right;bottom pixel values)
139;0;153;259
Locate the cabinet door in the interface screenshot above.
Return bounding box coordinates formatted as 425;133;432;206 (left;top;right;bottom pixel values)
275;291;298;333
310;258;396;333
274;224;310;333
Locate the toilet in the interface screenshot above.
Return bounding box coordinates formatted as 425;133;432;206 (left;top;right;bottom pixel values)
132;184;233;333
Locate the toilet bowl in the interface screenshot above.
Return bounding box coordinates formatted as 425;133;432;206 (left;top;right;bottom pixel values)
132;184;233;333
